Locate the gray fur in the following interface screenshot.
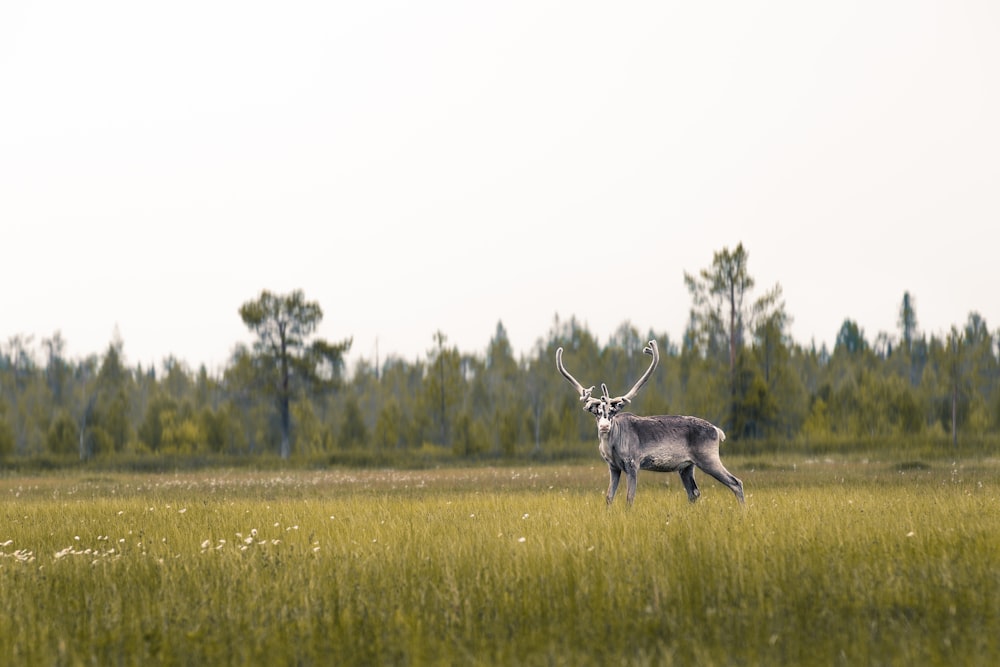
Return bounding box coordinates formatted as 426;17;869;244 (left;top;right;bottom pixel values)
598;412;744;506
557;340;744;507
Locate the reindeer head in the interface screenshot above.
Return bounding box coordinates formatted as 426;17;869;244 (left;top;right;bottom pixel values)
555;340;659;432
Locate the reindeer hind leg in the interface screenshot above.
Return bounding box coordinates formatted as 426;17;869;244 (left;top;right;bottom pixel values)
679;464;701;503
698;459;745;504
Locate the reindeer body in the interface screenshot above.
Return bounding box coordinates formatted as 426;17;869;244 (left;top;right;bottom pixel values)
557;340;744;507
598;412;744;506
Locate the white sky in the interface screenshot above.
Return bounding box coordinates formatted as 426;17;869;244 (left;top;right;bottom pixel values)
2;1;999;373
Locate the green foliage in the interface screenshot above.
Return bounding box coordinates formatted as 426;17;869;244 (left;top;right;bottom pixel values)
684;244;790;433
836;318;868;354
198;406;229;453
733;361;778;438
92;340;132;454
899;291;918;352
2;268;999;468
0;416;13;459
422;331;462;448
338;396;368;449
159;408;203;454
45;410;78;456
238;289;352;458
374;396;403;450
138;394;177;451
451;410;488;457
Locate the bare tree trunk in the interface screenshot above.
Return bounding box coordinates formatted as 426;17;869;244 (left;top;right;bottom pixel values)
729;282;738;431
279;393;291;459
729;283;737;382
79;396;95;461
279;334;291;459
533;402;542;455
952;382;958;450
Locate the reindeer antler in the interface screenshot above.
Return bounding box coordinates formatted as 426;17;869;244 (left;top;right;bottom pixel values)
606;340;659;408
556;347;594;402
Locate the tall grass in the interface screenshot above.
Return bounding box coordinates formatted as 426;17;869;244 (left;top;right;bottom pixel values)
2;459;998;665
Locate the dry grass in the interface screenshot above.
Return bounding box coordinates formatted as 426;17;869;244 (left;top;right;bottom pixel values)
2;457;998;665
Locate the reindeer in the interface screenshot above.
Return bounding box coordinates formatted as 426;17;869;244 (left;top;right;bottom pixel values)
556;340;744;506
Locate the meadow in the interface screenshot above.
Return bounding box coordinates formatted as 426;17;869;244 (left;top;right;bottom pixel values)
2;455;998;666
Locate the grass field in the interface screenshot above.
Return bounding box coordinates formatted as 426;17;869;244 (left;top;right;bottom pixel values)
2;455;999;666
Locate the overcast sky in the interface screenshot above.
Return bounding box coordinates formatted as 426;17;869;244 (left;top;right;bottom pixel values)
2;1;998;373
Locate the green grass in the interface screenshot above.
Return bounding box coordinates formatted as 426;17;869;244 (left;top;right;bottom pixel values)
2;458;999;665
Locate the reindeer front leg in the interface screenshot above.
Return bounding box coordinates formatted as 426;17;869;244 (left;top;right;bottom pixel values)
624;459;639;506
606;465;621;505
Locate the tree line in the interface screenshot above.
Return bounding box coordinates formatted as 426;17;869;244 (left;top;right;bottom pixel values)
2;245;998;465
